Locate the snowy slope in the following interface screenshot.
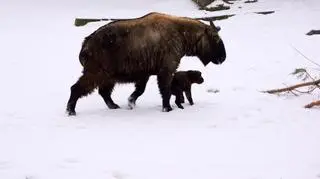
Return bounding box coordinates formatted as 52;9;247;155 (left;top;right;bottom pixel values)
1;0;320;179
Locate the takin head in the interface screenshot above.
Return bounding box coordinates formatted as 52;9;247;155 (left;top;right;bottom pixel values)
192;21;226;66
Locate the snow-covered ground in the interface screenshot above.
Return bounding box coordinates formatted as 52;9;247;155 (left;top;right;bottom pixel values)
1;0;320;179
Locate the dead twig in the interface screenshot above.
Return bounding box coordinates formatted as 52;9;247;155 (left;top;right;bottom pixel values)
305;100;320;108
264;47;320;109
262;79;320;94
293;86;317;94
194;14;235;21
244;0;258;3
254;11;275;15
306;30;320;36
290;44;320;67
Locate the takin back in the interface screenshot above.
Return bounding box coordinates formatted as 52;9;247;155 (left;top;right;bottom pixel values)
66;12;226;115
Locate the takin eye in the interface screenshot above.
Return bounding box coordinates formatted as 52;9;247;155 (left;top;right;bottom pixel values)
212;34;221;44
206;28;221;44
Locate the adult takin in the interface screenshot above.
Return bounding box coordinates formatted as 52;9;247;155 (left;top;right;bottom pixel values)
66;12;226;115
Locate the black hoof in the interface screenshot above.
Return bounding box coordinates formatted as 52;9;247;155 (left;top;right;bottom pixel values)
128;98;136;110
67;110;76;116
189;102;194;105
128;103;135;110
177;104;184;109
162;106;173;112
109;104;120;109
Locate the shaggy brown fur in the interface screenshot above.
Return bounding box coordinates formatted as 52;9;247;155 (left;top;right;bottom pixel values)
66;12;226;115
171;70;204;109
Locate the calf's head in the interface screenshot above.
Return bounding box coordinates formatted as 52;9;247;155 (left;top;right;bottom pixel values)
187;70;204;84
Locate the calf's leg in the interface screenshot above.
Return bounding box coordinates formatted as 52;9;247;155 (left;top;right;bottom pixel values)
185;87;194;105
175;92;184;109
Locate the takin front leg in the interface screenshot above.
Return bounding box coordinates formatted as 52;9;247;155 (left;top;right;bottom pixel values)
128;76;150;109
98;83;120;109
185;87;194;105
157;69;174;112
66;74;97;116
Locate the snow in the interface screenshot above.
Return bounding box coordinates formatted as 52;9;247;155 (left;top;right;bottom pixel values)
1;0;320;179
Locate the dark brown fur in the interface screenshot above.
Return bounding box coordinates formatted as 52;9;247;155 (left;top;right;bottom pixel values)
66;12;226;115
171;70;204;109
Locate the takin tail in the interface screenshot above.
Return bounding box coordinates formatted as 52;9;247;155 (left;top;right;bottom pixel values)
79;49;89;67
79;35;93;67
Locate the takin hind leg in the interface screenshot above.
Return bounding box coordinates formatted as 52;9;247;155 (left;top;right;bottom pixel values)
66;74;97;116
128;76;150;109
98;83;120;109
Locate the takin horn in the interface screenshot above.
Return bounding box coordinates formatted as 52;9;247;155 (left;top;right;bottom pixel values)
209;20;221;32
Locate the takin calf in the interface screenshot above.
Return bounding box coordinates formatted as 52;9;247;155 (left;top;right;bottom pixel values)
66;12;226;115
171;70;204;109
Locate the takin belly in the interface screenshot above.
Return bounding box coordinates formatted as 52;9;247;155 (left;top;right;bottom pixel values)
112;71;158;83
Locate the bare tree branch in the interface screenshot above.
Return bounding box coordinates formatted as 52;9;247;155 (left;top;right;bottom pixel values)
262;79;320;94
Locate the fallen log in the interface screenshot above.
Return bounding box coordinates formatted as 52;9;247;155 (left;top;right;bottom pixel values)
74;14;235;27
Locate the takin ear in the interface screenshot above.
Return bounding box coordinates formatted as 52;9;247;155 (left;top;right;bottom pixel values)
216;26;221;32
